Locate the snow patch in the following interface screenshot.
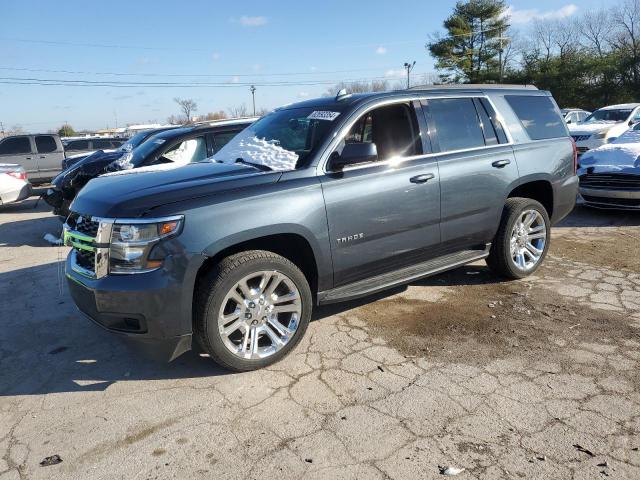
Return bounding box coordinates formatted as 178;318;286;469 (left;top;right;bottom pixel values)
214;127;298;171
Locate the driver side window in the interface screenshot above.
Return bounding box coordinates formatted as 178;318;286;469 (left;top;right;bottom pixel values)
344;103;422;161
162;137;207;164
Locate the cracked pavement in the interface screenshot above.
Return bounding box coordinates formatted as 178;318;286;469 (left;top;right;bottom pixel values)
0;198;639;479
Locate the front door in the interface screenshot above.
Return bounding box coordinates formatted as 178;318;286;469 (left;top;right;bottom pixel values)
320;101;441;287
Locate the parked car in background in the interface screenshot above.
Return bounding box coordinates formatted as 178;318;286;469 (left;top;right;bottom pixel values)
0;164;31;206
577;122;640;210
63;137;125;156
63;86;577;371
61;127;179;170
568;103;640;155
0;134;65;182
44;118;256;217
561;108;590;125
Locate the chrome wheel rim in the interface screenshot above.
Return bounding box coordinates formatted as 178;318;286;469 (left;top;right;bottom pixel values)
509;209;547;271
218;270;301;360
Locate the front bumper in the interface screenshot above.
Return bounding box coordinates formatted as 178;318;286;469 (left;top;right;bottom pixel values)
579;186;640;210
65;251;204;362
0;182;32;205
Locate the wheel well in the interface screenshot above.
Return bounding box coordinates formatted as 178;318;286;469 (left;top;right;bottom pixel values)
195;233;319;295
508;181;553;218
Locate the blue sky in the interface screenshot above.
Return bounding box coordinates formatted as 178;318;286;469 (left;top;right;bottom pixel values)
0;0;615;132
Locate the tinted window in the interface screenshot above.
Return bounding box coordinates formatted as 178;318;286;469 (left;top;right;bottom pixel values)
583;108;632;123
479;98;508;143
212;131;240;153
505;95;566;140
474;99;498;146
344;103;421;161
428;98;485;151
35;135;57;153
110;140;124;148
93;139;112;149
66;140;90;150
0;136;31;155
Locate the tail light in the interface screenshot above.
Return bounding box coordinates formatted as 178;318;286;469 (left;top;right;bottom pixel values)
570;137;578;174
6;171;27;181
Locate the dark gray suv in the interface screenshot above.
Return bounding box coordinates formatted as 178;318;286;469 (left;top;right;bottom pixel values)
64;85;578;371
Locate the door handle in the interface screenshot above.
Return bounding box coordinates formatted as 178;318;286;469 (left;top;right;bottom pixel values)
25;157;32;160
492;159;511;168
39;155;46;159
410;173;435;184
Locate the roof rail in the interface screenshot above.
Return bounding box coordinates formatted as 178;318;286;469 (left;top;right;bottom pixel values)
408;83;538;90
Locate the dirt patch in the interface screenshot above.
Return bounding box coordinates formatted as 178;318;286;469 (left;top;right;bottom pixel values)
355;265;639;368
551;229;640;272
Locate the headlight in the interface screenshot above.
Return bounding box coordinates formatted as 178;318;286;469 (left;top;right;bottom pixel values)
592;130;609;139
109;216;183;273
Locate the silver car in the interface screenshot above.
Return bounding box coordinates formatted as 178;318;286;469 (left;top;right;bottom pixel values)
0;134;65;182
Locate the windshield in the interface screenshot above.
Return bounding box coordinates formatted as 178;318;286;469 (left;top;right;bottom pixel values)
583;109;632;123
211;107;341;170
118;130;151;152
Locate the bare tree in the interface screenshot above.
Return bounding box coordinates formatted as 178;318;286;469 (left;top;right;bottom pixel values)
578;9;614;56
203;111;227;121
613;0;640;87
228;104;249;118
173;97;198;123
324;79;390;96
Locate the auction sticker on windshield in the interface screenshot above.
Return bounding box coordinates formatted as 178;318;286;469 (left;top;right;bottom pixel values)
307;111;341;121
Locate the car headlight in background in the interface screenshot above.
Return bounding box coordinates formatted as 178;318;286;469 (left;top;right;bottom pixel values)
109;216;183;273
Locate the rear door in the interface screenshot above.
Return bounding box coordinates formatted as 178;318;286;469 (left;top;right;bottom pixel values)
423;96;518;250
34;135;63;180
320;100;441;286
0;136;37;179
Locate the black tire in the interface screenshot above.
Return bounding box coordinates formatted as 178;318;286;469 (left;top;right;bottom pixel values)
486;197;551;280
194;250;312;372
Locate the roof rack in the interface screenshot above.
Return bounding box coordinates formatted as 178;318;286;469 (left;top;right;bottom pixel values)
408;83;538;90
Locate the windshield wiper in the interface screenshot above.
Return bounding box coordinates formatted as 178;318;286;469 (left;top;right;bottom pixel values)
235;158;272;171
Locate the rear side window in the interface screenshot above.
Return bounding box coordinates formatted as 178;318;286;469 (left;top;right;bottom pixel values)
505;95;566;140
427;98;485;152
0;136;31;155
212;131;240;153
35;135;58;153
66;140;89;150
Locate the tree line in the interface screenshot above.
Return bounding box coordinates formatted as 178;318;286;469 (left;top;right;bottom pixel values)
428;0;640;109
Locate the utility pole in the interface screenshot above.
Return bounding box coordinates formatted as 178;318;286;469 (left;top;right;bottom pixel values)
498;27;503;84
250;85;256;116
403;61;416;89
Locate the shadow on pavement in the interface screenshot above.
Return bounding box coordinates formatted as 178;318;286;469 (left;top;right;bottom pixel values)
557;205;640;228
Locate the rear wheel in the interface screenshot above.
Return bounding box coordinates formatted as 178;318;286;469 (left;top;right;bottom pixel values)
486;197;550;279
195;250;312;371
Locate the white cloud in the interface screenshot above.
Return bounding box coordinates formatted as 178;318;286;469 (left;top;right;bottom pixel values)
376;46;387;55
385;69;405;78
238;15;268;27
310;66;318;71
505;4;578;25
211;52;221;61
231;76;240;83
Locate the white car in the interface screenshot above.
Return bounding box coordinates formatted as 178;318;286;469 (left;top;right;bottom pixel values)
561;108;590;125
568;103;640;155
0;164;32;206
577;124;640;210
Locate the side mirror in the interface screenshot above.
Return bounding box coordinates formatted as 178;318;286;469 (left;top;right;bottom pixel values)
330;143;378;170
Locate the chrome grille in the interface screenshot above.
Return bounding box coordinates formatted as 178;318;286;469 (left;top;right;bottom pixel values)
580;173;640;189
64;213;114;279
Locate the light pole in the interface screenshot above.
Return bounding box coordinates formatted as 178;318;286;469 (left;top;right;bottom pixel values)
250;85;256;116
403;61;416;89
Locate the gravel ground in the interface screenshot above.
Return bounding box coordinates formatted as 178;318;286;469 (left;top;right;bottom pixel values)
0;196;639;480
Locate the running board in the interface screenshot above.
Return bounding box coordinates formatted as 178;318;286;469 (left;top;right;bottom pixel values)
318;245;491;305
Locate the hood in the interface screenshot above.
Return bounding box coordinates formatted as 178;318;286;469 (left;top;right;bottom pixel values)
70;161;282;218
568;122;618;135
578;139;640;175
54;150;126;189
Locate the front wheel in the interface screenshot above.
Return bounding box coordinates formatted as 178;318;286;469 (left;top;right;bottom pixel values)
195;250;312;371
486;197;551;279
